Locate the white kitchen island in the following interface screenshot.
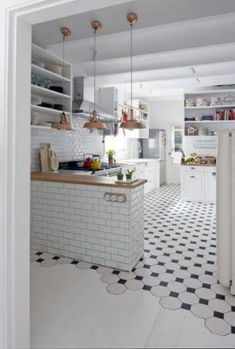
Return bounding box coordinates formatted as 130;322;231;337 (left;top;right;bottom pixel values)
31;172;147;271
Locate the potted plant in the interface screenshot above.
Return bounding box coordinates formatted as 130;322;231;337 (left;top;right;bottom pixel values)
126;168;136;181
107;149;116;164
117;169;124;181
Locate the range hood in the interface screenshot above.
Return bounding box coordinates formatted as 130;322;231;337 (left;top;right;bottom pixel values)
72;77;115;121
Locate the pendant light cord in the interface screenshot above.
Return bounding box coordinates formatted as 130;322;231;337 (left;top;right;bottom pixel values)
94;29;97;113
62;35;65;114
130;22;133;108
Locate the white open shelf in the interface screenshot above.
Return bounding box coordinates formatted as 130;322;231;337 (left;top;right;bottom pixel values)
31;43;72;126
185;104;235;110
31;104;70;115
185;120;235;124
32;44;70;69
31;63;71;83
31;125;52;130
31;84;71;99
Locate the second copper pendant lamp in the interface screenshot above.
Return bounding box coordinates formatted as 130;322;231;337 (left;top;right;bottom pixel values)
84;21;106;130
120;13;145;130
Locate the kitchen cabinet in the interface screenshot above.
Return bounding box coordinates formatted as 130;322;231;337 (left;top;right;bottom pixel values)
204;167;217;203
132;160;160;194
98;87;118;119
181;165;216;203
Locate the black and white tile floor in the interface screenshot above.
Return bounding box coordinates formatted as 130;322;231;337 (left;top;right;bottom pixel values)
31;185;235;337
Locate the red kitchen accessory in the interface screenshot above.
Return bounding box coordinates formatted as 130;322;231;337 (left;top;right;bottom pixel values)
185;124;197;135
83;157;92;168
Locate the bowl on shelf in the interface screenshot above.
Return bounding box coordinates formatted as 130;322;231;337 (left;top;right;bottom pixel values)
45;63;63;75
201;114;213;121
49;86;64;94
54;104;64;111
185;117;196;121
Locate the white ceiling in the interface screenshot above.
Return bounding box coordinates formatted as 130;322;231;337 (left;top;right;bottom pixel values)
32;0;235;98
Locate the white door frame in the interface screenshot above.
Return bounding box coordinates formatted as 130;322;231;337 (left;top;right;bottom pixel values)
0;1;130;348
166;123;183;184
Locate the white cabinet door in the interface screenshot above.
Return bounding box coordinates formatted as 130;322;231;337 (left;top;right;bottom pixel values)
205;169;216;204
181;170;205;202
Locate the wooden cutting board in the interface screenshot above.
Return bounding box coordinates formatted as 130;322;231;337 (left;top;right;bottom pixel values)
40;144;50;172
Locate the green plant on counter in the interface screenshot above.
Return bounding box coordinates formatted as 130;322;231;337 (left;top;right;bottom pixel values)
117;169;124;181
126;168;136;180
107;149;116;157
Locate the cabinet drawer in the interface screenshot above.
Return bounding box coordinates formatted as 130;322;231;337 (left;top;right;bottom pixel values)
181;165;205;173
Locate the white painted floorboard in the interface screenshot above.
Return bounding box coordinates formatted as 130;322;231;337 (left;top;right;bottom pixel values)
31;262;235;348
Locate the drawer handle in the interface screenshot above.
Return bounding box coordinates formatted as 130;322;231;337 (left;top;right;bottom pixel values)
190;167;195;169
190;175;195;178
212;172;216;176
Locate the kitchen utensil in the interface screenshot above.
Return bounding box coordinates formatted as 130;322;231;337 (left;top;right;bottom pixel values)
40;144;50;172
198;127;208;136
48;147;59;171
91;159;102;170
83;157;93;168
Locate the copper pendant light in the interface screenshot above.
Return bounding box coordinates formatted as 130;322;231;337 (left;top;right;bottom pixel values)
53;27;74;131
84;21;106;130
120;13;145;130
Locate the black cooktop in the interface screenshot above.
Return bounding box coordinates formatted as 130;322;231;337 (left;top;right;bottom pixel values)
59;160;120;172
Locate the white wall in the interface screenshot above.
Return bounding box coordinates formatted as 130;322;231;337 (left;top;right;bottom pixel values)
148;98;184;184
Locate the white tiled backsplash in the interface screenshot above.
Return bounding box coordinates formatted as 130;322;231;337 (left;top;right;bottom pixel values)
183;136;217;158
31;118;139;171
31;118;103;171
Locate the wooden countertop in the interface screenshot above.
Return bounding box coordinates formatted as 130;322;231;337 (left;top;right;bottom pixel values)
181;163;216;167
31;172;147;189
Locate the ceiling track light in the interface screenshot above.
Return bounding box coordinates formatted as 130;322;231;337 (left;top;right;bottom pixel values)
120;13;145;130
83;20;106;130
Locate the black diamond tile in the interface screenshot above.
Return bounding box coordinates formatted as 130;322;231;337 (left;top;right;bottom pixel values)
71;260;78;265
186;287;196;294
181;303;191;311
36;258;44;263
214;311;224;319
232;306;235;312
143;285;152;291
169;291;179;298
160;281;168;287
166;269;174;274
151;272;159;278
52;256;60;260
112;269;120;274
91;265;99;270
135;275;143;281
199;298;209;305
143;264;151;269
190;274;199;279
118;279;126;284
36;252;43;256
202;283;211;289
175;277;184;283
180;266;188;271
232;327;235;334
216;294;225;301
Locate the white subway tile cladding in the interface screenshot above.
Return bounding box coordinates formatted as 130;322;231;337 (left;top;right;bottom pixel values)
30;181;145;271
31;118;103;171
